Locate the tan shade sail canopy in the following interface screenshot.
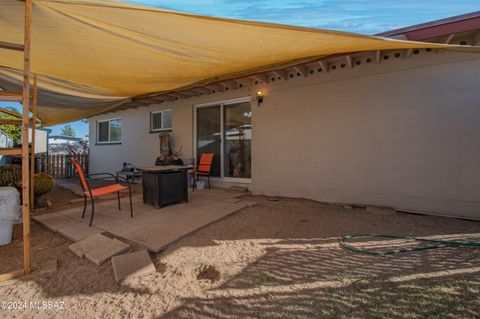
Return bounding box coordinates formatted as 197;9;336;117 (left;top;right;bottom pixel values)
1;0;479;125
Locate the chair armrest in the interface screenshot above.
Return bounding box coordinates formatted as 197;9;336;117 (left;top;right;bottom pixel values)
86;172;119;183
88;172;117;179
85;176;117;182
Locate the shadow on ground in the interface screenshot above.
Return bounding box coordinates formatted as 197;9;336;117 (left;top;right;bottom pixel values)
162;238;480;318
1;193;479;318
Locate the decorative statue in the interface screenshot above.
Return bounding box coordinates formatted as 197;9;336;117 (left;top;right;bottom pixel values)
159;133;172;160
155;133;183;166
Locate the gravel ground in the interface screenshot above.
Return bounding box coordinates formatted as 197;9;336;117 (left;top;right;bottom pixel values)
1;190;479;319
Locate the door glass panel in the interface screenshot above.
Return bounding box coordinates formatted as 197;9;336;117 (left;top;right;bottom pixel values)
223;102;252;178
197;105;221;177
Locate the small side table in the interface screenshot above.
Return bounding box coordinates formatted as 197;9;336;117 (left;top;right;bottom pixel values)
141;165;192;208
116;170;142;184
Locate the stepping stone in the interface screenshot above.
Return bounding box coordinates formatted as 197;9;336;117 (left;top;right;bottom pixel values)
69;233;130;265
111;250;156;283
38;259;58;274
69;233;110;258
33;213;79;232
85;239;130;266
57;223;104;242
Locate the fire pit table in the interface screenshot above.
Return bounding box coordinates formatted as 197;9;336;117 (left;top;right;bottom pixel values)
142;165;192;208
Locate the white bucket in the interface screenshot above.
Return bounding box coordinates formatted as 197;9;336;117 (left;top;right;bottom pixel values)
196;180;206;190
0;223;13;246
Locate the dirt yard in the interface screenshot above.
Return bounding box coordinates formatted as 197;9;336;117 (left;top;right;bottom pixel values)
1;189;479;318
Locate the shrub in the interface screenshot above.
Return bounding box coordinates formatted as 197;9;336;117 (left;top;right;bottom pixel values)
0;164;55;199
34;173;55;196
0;164;22;189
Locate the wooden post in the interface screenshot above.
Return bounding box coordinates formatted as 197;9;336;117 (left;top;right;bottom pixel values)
30;74;37;209
0;0;32;283
22;0;32;274
0;269;25;282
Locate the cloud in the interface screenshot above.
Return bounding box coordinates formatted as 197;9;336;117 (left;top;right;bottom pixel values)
128;0;480;34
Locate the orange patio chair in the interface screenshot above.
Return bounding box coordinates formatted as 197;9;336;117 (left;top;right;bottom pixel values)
70;157;133;226
192;153;214;190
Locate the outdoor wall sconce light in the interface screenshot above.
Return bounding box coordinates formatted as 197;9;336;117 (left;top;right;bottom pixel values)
256;91;264;106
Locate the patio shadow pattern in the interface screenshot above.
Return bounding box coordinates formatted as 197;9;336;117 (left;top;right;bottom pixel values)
162;237;480;318
34;189;255;253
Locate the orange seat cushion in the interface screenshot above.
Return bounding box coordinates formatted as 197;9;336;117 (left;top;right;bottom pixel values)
86;184;127;197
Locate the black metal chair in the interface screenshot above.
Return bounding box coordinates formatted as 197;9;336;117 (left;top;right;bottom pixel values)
70;157;133;226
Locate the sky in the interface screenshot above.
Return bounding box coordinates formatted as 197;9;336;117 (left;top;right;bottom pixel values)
2;0;479;139
132;0;479;34
0;101;89;139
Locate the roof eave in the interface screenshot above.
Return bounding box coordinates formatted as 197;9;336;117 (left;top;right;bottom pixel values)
377;11;480;41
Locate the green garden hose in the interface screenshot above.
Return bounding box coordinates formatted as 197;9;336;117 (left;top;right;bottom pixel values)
340;234;480;256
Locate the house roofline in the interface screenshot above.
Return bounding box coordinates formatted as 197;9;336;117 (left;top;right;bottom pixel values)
49;135;82;141
377;11;480;40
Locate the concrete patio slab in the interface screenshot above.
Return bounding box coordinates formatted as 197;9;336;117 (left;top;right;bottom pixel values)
222;198;243;203
32;213;80;232
111;250;156;283
56;189;255;252
57;223;104;242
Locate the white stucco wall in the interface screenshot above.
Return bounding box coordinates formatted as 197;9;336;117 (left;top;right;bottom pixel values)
89;49;480;219
88;88;249;174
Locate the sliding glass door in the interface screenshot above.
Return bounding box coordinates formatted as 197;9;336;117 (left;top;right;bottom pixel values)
196;105;221;177
223;101;252;178
196;99;252;180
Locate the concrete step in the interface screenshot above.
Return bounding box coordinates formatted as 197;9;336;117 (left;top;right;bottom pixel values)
69;233;130;266
111;250;156;284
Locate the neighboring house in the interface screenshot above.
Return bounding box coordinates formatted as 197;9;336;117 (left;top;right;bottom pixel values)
0;127;49;164
88;12;480;220
29;127;49;155
0;129;14;164
48;135;87;155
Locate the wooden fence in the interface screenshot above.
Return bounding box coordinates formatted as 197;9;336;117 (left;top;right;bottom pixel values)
36;154;88;179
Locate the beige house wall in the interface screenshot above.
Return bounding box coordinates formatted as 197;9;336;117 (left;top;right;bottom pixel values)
88;88;250;173
89;50;480;219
